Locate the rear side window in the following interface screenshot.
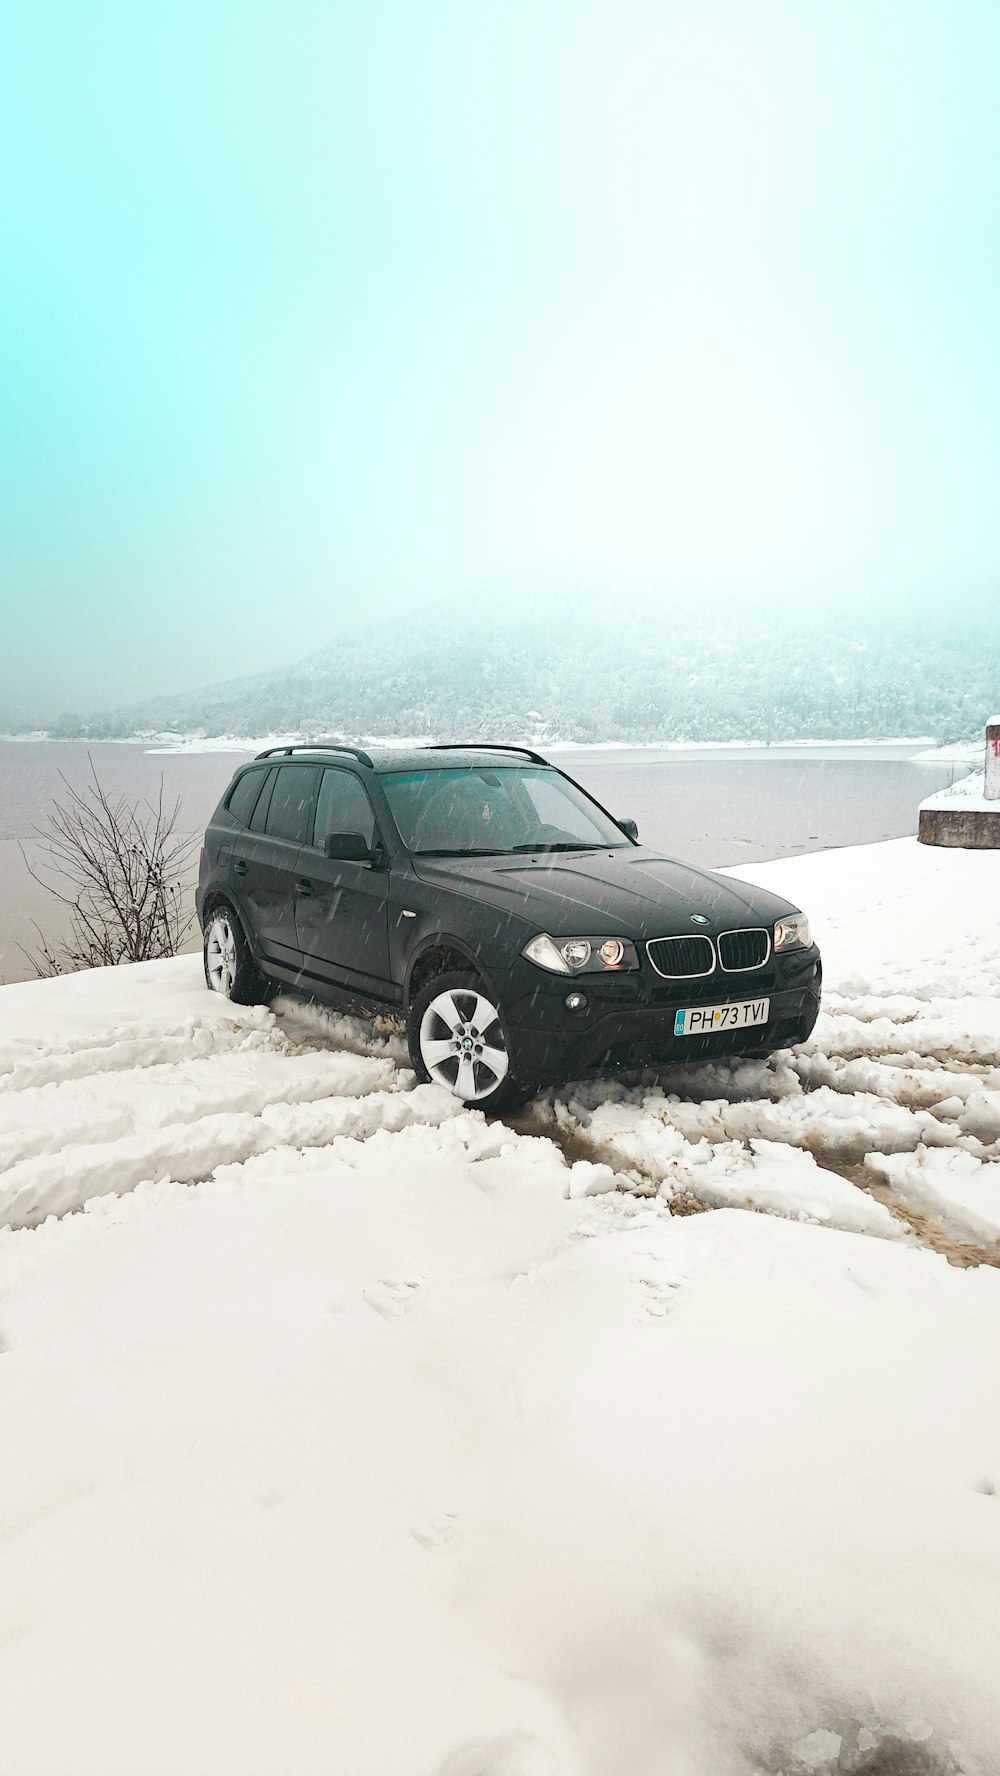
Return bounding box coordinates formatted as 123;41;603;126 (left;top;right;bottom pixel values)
225;766;268;827
261;763;320;845
249;768;278;833
312;769;378;849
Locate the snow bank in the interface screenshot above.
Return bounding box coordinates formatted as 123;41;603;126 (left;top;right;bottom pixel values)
867;1147;1000;1248
0;952;243;1039
2;837;1000;1771
2;1144;999;1774
920;769;998;812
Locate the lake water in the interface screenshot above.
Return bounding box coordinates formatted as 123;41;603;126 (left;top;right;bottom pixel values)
0;738;969;984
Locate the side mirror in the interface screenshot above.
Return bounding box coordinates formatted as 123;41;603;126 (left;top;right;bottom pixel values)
324;831;377;864
618;817;639;843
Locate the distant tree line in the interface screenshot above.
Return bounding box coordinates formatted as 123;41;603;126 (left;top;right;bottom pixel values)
30;594;1000;747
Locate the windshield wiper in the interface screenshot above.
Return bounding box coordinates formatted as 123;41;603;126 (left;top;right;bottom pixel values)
418;842;617;858
510;841;601;853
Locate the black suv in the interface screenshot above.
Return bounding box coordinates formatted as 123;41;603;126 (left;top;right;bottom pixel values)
197;743;822;1111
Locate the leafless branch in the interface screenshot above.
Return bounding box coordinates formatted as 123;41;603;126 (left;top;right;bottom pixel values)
20;754;199;976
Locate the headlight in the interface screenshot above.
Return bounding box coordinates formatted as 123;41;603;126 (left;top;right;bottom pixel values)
774;912;811;952
522;933;639;974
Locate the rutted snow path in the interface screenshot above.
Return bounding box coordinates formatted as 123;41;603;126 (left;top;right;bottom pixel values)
3;979;998;1257
0;989;619;1232
512;990;1000;1253
3;842;1000;1260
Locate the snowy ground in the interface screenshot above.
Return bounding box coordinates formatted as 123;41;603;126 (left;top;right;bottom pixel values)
920;770;1000;815
1;838;999;1774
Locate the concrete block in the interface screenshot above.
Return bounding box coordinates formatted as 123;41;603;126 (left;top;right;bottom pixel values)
918;806;1000;848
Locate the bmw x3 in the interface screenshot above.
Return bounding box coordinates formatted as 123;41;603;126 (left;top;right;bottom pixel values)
197;743;822;1111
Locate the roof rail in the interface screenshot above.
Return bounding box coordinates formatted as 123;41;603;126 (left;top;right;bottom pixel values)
424;742;550;766
254;742;375;768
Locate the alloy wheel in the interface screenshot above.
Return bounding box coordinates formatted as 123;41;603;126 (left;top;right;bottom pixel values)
418;986;510;1103
205;914;238;997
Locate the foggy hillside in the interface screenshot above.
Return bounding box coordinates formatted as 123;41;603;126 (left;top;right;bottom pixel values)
37;595;1000;746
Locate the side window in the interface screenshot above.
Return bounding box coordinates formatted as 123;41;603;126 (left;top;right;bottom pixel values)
249;767;278;833
226;766;268;828
261;764;320;845
312;769;378;849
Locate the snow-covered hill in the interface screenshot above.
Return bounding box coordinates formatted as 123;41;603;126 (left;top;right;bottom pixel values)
1;839;999;1774
37;594;1000;748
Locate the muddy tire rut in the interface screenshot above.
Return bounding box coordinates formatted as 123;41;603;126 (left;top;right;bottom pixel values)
812;1152;1000;1269
506;1097;1000;1269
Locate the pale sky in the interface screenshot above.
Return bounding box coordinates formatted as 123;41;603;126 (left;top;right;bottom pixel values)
2;0;998;719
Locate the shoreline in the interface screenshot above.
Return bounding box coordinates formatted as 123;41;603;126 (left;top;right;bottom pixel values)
0;731;978;763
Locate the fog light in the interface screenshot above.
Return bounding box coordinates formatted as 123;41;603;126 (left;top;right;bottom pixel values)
565;991;588;1012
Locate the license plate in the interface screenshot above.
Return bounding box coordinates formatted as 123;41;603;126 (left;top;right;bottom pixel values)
674;998;770;1036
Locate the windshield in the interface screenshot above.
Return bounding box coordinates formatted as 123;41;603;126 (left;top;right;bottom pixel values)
379;766;631;857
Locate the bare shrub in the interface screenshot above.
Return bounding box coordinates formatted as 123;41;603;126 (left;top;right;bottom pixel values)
20;756;199;975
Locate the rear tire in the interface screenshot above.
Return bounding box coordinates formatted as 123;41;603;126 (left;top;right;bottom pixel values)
407;970;527;1114
203;904;272;1006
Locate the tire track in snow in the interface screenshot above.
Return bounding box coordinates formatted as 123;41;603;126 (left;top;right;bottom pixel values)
5;980;998;1262
0;999;452;1231
515;954;1000;1256
518;1091;1000;1265
804;1007;1000;1068
0;1048;406;1166
512;1094;904;1236
505;1103;709;1215
0;1081;462;1231
0;1009;279;1093
813;1154;1000;1271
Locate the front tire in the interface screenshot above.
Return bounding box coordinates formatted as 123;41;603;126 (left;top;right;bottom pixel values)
203;905;272;1006
407;971;525;1114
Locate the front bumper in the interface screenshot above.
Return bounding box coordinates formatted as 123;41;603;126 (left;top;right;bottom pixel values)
495;945;822;1083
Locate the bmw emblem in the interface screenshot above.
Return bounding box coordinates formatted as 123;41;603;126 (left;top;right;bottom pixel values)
690;914;709;926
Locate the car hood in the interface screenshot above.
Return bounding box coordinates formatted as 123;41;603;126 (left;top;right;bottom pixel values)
410;846;800;939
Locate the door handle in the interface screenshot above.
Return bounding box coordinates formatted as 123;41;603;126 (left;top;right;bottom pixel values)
234;860;248;876
294;879;314;897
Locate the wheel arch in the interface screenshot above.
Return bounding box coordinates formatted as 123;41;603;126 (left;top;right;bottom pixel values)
201;887;236;927
404;935;499;1011
200;890;266;968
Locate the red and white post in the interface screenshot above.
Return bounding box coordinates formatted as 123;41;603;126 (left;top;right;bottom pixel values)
987;718;1000;802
